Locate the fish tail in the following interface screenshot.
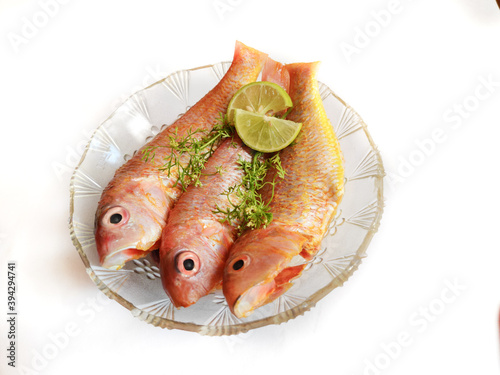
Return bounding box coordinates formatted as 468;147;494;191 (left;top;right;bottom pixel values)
233;40;268;66
263;60;321;94
262;57;290;93
285;61;321;80
285;61;332;134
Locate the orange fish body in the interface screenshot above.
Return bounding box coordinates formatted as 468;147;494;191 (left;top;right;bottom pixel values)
159;137;252;307
95;42;267;269
223;61;344;318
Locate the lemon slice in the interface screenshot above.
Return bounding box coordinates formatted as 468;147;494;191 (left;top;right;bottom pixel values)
233;109;302;153
227;81;293;123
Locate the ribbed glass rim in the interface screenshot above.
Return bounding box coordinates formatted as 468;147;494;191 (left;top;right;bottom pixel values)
69;62;385;336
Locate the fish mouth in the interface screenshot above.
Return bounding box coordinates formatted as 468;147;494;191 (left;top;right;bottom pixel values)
101;246;150;270
232;264;307;318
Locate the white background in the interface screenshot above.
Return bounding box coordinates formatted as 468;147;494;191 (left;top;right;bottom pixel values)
1;0;499;374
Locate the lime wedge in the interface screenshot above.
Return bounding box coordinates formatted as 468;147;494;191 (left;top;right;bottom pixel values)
227;81;293;123
233;109;302;153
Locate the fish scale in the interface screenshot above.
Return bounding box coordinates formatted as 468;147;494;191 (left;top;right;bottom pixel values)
223;61;344;318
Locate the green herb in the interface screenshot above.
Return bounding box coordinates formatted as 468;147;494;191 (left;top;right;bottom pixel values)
142;111;287;231
214;152;285;234
280;107;294;119
141;113;233;190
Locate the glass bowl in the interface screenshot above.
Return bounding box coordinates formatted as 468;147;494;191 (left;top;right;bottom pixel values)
69;62;384;336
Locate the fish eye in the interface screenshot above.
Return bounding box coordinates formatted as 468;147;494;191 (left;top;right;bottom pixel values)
176;252;200;276
110;213;122;224
231;255;251;271
183;258;195;271
233;260;244;270
102;206;129;227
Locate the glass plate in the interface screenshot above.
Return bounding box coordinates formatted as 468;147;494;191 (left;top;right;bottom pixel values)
69;62;384;336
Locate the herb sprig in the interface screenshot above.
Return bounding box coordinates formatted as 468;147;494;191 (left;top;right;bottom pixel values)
214;152;285;234
142;112;288;232
141;114;233;191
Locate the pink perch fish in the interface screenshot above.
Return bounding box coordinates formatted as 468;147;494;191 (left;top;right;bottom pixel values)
159;137;253;307
223;61;345;318
94;42;267;270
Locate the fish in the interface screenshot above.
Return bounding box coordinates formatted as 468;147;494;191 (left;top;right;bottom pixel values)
262;56;290;93
222;61;345;318
94;42;267;270
159;137;253;307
